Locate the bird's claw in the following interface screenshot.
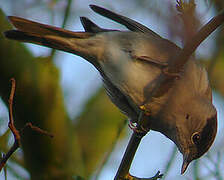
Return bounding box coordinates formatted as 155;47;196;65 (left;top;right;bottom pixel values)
125;171;163;180
149;171;163;180
128;121;148;134
128;105;151;134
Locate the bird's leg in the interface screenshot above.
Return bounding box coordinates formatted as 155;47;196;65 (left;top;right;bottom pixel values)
138;105;152;132
128;104;152;134
128;112;150;134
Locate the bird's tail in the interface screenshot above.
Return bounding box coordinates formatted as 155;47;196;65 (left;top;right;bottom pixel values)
4;16;102;61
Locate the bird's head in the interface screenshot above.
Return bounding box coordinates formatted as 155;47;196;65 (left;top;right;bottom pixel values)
173;97;217;174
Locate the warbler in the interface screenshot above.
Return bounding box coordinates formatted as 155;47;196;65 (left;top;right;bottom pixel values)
4;5;217;174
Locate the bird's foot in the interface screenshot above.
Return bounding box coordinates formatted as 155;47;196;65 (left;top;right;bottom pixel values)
129;105;151;134
125;171;163;180
128;121;148;134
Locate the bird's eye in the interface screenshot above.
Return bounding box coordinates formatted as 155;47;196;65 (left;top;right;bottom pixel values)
191;132;201;145
186;114;190;120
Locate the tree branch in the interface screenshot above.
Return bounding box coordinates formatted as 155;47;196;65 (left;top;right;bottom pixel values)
0;78;53;172
169;8;224;73
50;0;73;58
114;113;163;180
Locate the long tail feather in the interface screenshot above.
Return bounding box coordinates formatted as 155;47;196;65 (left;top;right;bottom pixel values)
7;16;92;38
4;30;79;54
4;16;103;62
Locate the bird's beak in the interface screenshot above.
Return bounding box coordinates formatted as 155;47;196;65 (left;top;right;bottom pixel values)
181;154;191;174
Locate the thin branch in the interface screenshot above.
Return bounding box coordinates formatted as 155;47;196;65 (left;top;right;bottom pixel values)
169;8;224;73
20;123;54;138
0;78;53;172
205;151;223;180
114;131;145;180
193;160;199;179
163;146;177;177
50;0;73;58
7;78;20;143
0;130;25;168
0;78;20;171
94;118;128;180
61;0;73;29
150;7;224;102
114;112;163;180
3;155;7;180
176;0;199;42
3;163;24;180
114;112;146;180
214;151;222;180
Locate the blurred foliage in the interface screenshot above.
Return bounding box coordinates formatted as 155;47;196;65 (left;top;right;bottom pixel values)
0;7;79;179
0;0;224;180
0;1;126;179
76;88;126;177
209;53;224;95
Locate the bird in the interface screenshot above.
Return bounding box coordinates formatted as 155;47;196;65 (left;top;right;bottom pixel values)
4;5;217;174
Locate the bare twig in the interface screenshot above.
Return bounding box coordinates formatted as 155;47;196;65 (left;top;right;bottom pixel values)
114;130;145;180
114;112;147;180
8;78;20;143
114;113;163;180
0;78;53;172
176;0;199;41
0;78;20;171
50;0;73;58
169;8;224;74
20;122;54;138
214;151;222;180
163;146;177;177
2;154;7;180
94;118;127;180
193;160;199;179
205;151;223;180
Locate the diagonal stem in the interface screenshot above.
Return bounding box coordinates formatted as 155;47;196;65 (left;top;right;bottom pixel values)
114;130;146;180
0;78;53;172
170;9;224;73
114;112;159;180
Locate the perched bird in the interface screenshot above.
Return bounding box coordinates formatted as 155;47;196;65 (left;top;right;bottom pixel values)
4;5;217;174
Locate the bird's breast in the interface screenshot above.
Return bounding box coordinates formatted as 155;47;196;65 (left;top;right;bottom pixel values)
100;48;162;107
